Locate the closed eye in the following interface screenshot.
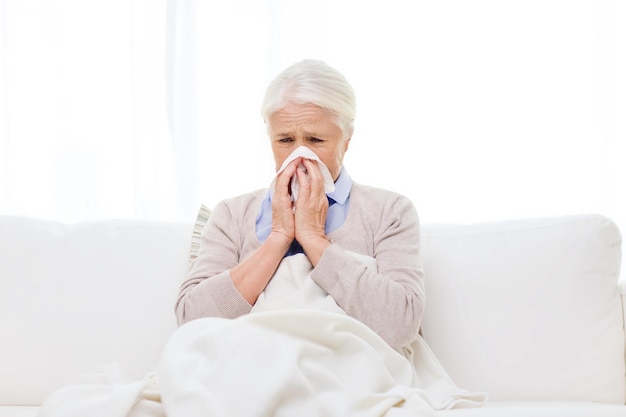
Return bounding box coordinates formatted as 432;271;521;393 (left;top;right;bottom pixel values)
309;137;324;143
278;137;293;143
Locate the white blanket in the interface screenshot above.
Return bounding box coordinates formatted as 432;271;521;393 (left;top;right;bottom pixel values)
39;253;486;417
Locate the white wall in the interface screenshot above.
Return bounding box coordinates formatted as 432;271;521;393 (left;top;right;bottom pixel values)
1;1;624;237
192;0;626;233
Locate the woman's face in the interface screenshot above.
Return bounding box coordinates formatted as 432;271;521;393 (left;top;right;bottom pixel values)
268;102;351;181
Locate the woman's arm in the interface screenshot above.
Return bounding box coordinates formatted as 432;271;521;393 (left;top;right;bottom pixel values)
175;159;300;325
230;158;298;304
311;195;425;349
174;200;251;325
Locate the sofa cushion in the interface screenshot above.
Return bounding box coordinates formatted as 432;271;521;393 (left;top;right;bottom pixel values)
0;406;40;417
436;401;626;416
0;217;192;406
420;214;624;403
1;401;624;417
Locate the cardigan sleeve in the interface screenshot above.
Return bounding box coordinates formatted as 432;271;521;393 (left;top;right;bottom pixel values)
311;193;425;349
174;200;252;325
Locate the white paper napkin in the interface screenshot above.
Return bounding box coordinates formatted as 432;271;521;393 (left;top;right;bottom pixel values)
272;146;335;202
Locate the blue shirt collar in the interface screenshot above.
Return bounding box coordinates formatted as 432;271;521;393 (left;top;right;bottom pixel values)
327;167;351;205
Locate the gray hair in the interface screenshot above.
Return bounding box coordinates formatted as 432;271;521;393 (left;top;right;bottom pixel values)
261;59;356;137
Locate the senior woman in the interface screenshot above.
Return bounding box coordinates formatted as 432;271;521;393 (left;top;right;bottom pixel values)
175;59;425;350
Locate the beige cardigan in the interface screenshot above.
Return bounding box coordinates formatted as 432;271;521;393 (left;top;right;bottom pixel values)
175;182;425;349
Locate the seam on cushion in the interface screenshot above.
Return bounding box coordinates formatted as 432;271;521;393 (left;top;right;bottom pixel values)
422;214;618;239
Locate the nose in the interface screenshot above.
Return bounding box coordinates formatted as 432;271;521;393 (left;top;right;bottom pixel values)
295;143;316;157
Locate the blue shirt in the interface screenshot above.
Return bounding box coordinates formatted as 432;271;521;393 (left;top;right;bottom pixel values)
255;167;352;256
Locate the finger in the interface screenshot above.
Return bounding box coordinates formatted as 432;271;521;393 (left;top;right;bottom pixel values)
301;158;324;196
294;161;310;198
275;158;300;194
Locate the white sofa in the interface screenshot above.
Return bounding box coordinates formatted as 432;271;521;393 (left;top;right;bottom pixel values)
0;212;624;416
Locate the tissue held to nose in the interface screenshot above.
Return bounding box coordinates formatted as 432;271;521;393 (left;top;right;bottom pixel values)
274;146;335;202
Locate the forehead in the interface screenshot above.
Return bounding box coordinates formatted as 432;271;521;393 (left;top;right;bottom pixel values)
268;103;340;133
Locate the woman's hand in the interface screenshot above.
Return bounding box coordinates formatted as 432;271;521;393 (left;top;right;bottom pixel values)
229;159;300;306
271;157;299;244
294;158;331;265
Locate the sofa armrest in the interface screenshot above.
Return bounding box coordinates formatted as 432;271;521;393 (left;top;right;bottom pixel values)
620;279;626;333
621;279;626;401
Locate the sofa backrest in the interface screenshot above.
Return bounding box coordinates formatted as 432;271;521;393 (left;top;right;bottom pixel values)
420;214;624;404
0;217;192;405
1;213;623;406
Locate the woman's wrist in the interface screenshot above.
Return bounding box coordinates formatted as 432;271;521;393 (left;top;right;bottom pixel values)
267;230;293;251
301;235;331;267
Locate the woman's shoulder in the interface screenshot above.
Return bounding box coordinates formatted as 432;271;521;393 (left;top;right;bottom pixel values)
350;182;418;219
348;183;420;236
351;182;414;206
212;188;267;217
222;188;267;204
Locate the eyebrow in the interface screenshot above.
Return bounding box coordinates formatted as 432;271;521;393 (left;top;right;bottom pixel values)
273;130;325;138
